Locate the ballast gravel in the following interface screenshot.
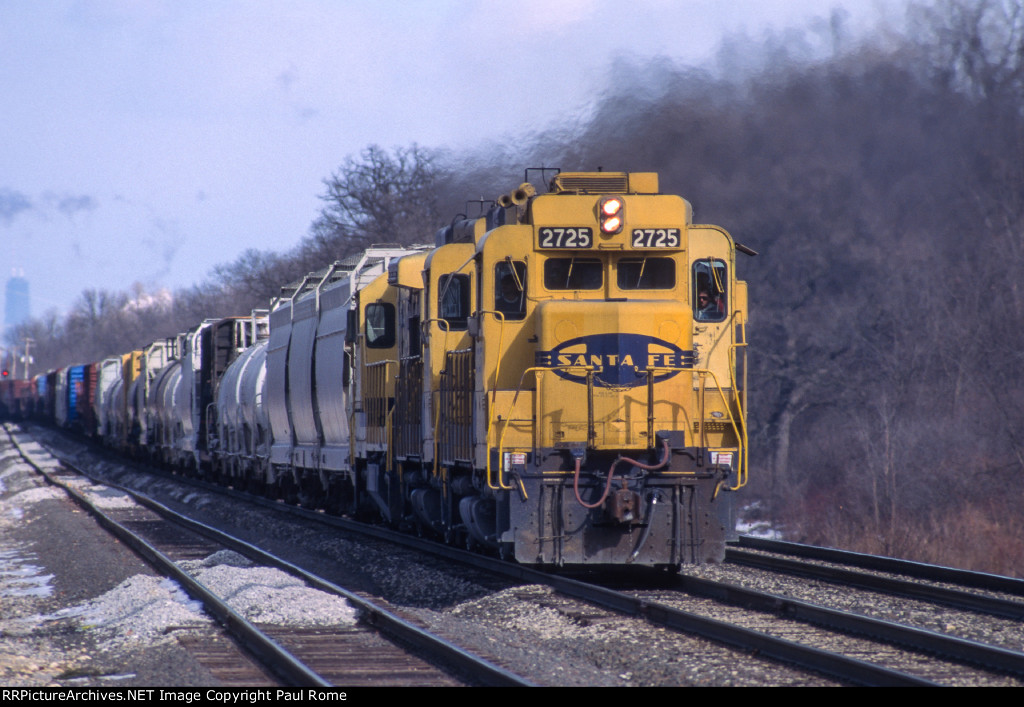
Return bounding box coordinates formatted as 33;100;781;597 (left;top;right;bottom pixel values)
0;429;358;686
177;550;359;627
40;575;209;649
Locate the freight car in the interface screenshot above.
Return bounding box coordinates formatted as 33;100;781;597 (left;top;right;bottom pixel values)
8;169;750;568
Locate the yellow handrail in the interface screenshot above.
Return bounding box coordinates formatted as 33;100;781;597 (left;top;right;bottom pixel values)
423;317;452;479
476;310;513;492
727;309;749;490
492;359;746;487
640;364;747;489
386;405;395;475
492;364;601;498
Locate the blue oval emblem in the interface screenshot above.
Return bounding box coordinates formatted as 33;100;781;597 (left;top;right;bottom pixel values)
535;333;693;388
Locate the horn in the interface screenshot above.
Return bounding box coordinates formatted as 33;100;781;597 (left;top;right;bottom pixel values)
511;182;537;205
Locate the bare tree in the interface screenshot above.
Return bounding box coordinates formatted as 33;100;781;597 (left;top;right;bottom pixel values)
313;144;445;255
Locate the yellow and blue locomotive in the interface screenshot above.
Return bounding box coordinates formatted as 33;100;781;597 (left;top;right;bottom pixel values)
274;169;749;566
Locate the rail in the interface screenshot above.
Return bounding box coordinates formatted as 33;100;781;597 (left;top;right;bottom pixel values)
8;425;531;687
426;307;746;492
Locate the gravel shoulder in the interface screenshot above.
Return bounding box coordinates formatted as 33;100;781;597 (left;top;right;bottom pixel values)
0;438;223;687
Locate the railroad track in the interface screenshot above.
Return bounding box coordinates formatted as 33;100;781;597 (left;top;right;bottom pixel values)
726;537;1024;619
14;423;1024;686
659;574;1024;684
733;534;1024;595
4;423;532;688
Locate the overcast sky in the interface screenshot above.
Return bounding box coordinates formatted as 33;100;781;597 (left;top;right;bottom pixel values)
1;0;909;321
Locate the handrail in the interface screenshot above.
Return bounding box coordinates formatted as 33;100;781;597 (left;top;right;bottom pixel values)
425;312;747;494
475;310;512;492
347;410;356;470
423;317;452;479
493;361;745;486
727;309;749;489
204;402;218;453
492;364;599;498
385;405;395;475
640;364;746;489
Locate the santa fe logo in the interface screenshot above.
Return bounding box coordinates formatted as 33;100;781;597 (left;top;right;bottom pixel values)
535;333;694;388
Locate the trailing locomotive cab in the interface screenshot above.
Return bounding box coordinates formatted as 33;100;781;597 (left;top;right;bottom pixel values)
410;171;748;566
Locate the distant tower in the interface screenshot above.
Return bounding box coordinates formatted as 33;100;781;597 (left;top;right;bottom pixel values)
4;270;30;339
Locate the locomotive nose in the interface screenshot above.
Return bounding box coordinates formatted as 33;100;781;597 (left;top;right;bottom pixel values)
534;299;694;451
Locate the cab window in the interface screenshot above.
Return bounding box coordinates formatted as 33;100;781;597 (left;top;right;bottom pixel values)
693;259;728;322
365;303;395;348
544;257;602;290
618;257;675;290
438;273;470;330
495;261;526;319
